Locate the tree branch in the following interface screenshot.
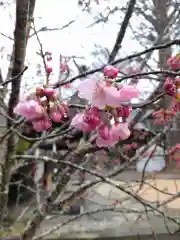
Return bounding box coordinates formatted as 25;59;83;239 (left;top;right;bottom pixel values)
108;0;136;62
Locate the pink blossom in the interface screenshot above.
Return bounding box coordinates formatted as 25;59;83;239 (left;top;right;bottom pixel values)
14;100;44;120
78;77;139;109
32;118;52;132
44;88;56;98
78;77;118;108
117;105;132;118
96;123;130;147
71;113;91;132
71;108;101;132
50;111;63;122
46;66;53;74
164;77;176;96
49;104;67;122
118;85;139;101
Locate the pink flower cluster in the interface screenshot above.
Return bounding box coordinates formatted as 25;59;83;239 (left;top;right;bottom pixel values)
14;51;69;132
14;86;68;132
157;57;180;124
71;65;140;147
152;109;176;124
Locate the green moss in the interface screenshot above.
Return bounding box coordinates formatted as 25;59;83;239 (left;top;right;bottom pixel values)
0;222;26;237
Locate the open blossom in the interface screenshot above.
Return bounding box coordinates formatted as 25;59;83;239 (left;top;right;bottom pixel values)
14;100;44;120
118;85;139;101
96;123;130;147
78;76;139;109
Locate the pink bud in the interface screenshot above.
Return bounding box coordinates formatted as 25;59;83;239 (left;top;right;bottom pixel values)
47;57;52;61
117;105;131;118
32;118;51;132
44;88;56;98
50;111;63;123
98;125;110;140
131;142;138;149
175;77;180;85
46;67;53;74
164;78;174;90
164;78;176;96
104;65;118;78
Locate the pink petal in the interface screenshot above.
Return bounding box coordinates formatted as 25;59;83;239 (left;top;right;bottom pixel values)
96;136;117;147
71;113;89;132
119;86;139;101
78;77;99;101
111;123;131;141
92;96;107;109
105;86;122;107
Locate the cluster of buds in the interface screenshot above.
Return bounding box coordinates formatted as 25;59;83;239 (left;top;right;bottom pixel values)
152;109;176;124
158;56;180;124
14;50;68;132
45;51;53;75
164;54;180;98
14;85;68;132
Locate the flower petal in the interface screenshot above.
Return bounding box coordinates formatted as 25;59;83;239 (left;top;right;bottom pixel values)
119;85;139;101
78;77;99;101
105;86;122;107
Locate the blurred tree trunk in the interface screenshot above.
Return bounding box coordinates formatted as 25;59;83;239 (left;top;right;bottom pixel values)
153;0;180;147
0;0;36;222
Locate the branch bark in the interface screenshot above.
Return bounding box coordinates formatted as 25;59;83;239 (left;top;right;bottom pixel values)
108;0;136;62
0;0;36;222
